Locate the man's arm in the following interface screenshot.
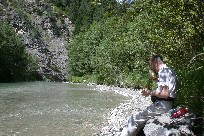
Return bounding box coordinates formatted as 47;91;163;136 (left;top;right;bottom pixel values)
151;86;169;99
142;86;169;99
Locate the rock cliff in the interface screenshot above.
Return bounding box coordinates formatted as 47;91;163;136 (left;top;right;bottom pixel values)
0;0;73;81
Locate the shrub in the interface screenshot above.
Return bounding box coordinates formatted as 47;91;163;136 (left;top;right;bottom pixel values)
0;22;38;82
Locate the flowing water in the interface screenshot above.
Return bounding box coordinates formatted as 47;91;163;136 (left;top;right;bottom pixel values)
0;82;128;136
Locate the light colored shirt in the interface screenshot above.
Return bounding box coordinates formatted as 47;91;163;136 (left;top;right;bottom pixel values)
156;64;177;98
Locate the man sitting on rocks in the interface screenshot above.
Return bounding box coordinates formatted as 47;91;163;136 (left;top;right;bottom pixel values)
121;55;177;136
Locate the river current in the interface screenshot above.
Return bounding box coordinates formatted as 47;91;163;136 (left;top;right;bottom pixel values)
0;82;128;136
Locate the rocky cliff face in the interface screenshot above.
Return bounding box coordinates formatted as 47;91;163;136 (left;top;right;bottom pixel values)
0;0;73;81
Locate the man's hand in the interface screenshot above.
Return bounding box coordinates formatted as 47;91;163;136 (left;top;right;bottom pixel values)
141;89;151;97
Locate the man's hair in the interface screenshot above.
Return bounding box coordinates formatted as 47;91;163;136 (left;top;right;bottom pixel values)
151;55;163;63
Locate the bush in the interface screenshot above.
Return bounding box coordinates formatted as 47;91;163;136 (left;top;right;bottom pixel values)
0;22;39;82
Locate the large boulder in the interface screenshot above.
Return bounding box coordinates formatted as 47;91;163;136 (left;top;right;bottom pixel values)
143;112;196;136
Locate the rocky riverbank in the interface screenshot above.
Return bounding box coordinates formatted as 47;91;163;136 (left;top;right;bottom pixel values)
93;85;152;136
93;85;196;136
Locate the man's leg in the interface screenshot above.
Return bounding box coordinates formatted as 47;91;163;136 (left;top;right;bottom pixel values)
120;114;149;136
120;101;172;136
120;105;155;136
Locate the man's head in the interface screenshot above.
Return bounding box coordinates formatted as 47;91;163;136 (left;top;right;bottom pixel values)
149;55;163;73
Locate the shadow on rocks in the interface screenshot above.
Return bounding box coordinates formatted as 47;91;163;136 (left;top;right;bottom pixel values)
136;127;145;136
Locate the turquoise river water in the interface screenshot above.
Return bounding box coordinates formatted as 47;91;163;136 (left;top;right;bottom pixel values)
0;82;129;136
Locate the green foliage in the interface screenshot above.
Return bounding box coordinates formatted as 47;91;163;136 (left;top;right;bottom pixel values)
177;55;204;115
0;22;39;82
50;0;126;35
175;53;204;135
68;21;104;77
68;74;98;84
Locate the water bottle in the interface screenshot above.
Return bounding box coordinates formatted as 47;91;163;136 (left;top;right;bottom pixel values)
172;107;188;118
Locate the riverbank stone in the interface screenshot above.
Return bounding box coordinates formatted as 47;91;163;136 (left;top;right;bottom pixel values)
143;112;196;136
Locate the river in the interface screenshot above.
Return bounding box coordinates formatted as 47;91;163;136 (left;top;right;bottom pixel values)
0;82;129;136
